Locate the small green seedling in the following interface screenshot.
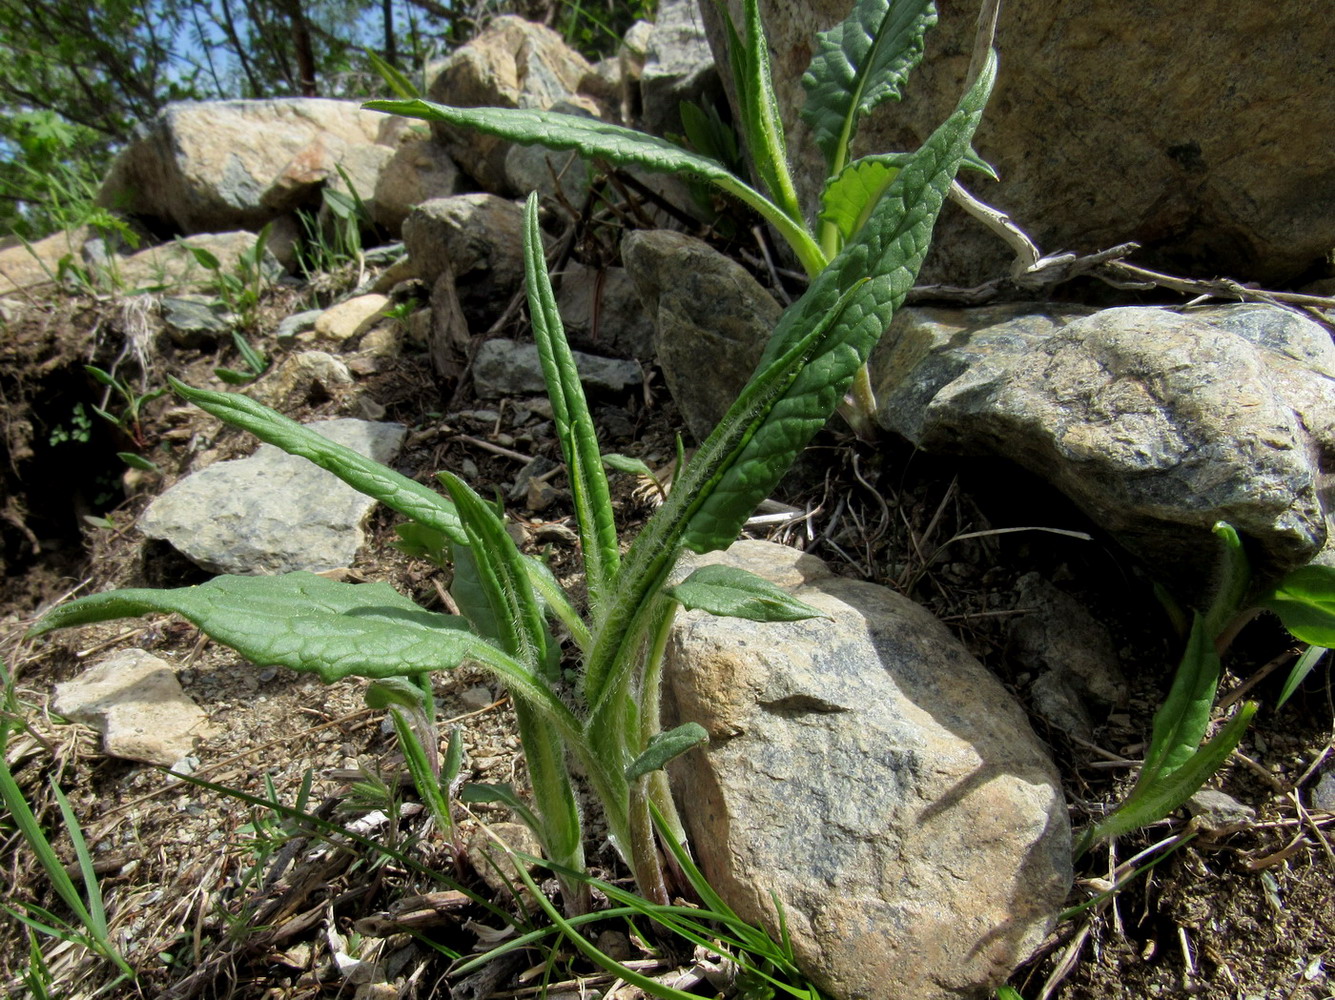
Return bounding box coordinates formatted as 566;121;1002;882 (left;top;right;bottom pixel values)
84;363;166;450
31;0;998;915
1075;523;1335;856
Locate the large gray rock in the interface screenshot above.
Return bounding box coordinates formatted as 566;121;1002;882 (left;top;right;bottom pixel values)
140;418;406;575
0;226;89;297
426;16;595;192
640;0;719;137
556;262;656;359
622;229;781;440
663;541;1070;1000
700;1;1335;285
873;303;1335;588
402;194;525;325
372;135;461;234
99;99;398;234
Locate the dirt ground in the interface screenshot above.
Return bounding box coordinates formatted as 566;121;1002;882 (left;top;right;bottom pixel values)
1;268;1332;1000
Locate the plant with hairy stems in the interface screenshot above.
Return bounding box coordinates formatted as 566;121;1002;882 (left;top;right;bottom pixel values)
366;0;996;436
30;3;998;912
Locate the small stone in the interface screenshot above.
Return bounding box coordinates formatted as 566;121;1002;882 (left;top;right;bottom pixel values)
53;650;210;766
261;350;353;403
276;308;325;344
1310;770;1335;813
459;686;494;711
472;338;641;398
314;294;390;341
160;295;234;348
1188;789;1256;835
465;821;543;895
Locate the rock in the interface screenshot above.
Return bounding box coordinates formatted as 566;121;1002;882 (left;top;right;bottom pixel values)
700;1;1334;285
1312;771;1335;813
372;135;461;234
873;303;1335;591
53;649;209;766
622;229;780;440
139;418;405;575
662;541;1070;1000
459;685;494;711
641;0;719;137
99;99;397;234
425;16;594;192
0;226;89;296
556;262;656;359
504;123;591;206
402;194;526;326
465;822;544;896
275;308;326;344
259;350;354;403
314;294;390;342
1187;789;1256;836
472;338;641;398
160;295;234;348
1010;573;1127;739
111;231;275;295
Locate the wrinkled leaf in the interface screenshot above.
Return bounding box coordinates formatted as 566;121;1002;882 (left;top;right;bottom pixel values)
212;367;254;385
1261;564;1335;647
392;522;450;568
522;195;619;611
365;676;430;712
1204;522;1249;638
680;52;997;553
668;564;827;622
186;244;222;271
30;572;487;681
625;723;709;782
801;0;938;172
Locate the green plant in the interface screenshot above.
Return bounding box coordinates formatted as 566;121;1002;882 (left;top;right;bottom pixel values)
1074;524;1335;857
185;222;274;330
30;0;996;914
47;401;92;446
0;663;135;984
84;363;166;450
214;331;271;385
366;0;996;434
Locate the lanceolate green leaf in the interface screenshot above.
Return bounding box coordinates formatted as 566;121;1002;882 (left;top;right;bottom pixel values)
819;152;912;245
438;471;552;677
738;0;803;224
522;194;619;612
1085;701;1257;849
1261;564;1335;647
31;573;479;680
684;51;997;553
668;564;827;622
168;379;464;544
820;148;997;246
583;53;996;713
800;0;938;174
1139;615;1220;788
624;723;709;782
363;100;825;275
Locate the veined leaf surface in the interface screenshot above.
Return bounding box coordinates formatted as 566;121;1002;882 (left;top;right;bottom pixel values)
668;565;827;622
801;0;938;173
681;50;997;553
30;573;484;681
1262;565;1335;647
